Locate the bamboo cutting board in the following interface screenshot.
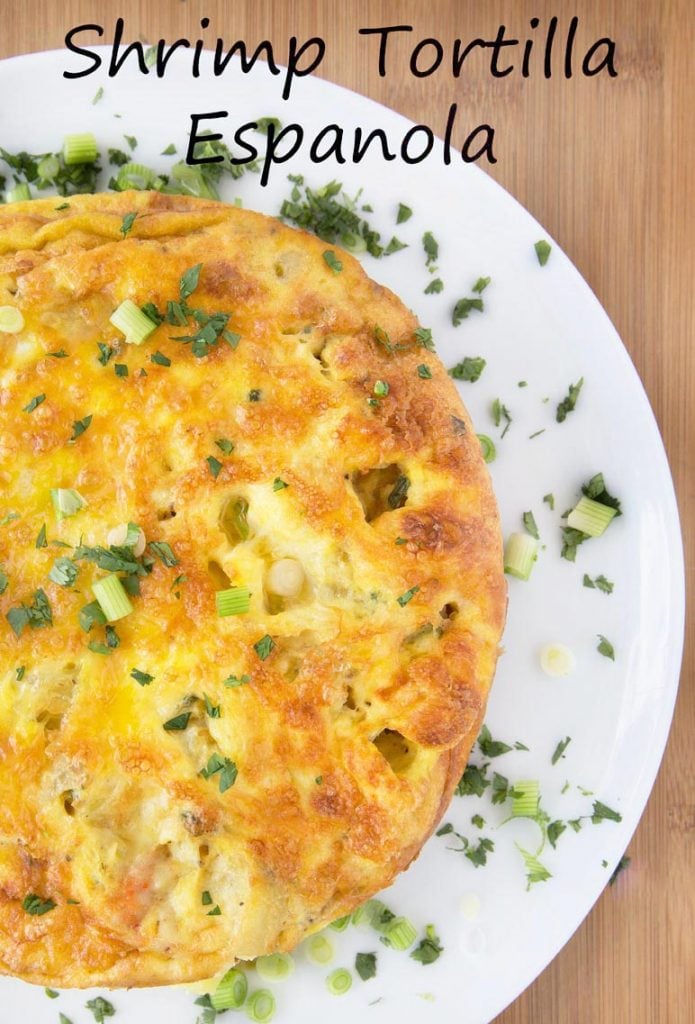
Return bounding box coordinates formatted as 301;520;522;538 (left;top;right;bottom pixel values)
0;2;693;1021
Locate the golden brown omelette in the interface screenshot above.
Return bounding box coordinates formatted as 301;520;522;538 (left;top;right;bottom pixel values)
0;191;505;987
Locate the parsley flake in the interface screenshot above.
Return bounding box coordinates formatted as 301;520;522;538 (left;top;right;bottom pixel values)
478;724;513;758
522;511;539;539
254;634;275;660
273;477;288;491
323;250;342;273
449;357;485;383
35;523;48;549
163;712;191;731
70;415;92;440
85;996;115;1022
417;364;432;379
396;585;420;607
355;952;377;980
224;673;250;687
452;296;484;327
23;393;45;413
206;456;223;479
534;239;552;266
215;438;234;455
424;277;444;294
591;800;622;824
556;377;584;422
120;211;137;238
597;635;615;660
410;925;443;965
551;736;572;765
22;893;56;916
150;350;171;366
396;203;412;224
131;668;154;686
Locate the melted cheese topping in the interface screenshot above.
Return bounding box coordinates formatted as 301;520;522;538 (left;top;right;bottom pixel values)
0;191;505;987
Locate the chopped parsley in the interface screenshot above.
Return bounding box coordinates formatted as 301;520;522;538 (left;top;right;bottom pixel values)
97;342;114;366
449;356;486;383
248;388;262;402
78;601;106;632
556;377;584;422
163;712;191;731
410;925;443;965
477;724;513;758
254;634;275;660
591;800;622;824
161;143;177;155
120;211;137;238
200;752;238;792
204;694;221;718
48;557;79;587
355;952;377;981
472;275;491;293
534;239;552;266
256;116;282;134
452;295;484;326
417;364;432;379
396;203;412;223
88;641;111;656
150;350;171;366
516;843;552;889
148;541;179;567
597;635;615;660
70;415;92;440
583;573;614;593
124;134;137;151
131;668;154;686
35;524;48;549
609;854;631;884
206;456;223;479
0;568;7;595
438;823;494;867
491;399;512;438
384;236;407;254
323;250;342;273
224;673;250;687
108;147;129;166
114;363;128;377
373;379;389;397
471;814;485;829
396;585;420;607
23;393;45;413
422;231;438;267
387;474;410;510
85;996;115;1022
22;893;56;916
547;821;567;848
551;736;572;765
279;177;387;258
215;438;234;455
522;511;539;540
92;86;104;104
456;762;491;797
424;277;444;294
273;477;288;491
543;493;555;510
6;589;52;637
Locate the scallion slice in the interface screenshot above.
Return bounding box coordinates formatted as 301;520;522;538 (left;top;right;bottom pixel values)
539;642;576;678
511;779;540;818
255;953;294;983
504;532;538;580
384;916;417;950
566;496;617;537
340;231;367;254
109;300;158;345
211;968;248;1011
63;132;98;165
245;989;276;1022
92;574;133;622
306;933;335;965
6;183;31;203
50;487;87;521
326;968;352;996
113;161;162;191
477;434;497;463
216;586;250;617
329;915;351;932
0;306;25;333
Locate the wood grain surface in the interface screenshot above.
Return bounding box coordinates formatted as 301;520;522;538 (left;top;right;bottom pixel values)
1;1;693;1021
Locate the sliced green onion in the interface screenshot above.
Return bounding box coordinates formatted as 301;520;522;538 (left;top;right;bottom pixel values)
326;968;352;996
504;532;539;581
50;487;87;521
306;933;335;965
216;586;251;617
220;496;250;543
113;161;162;191
211;968;248;1011
92;574;133;622
329;915;351;932
245;989;276;1022
255;953;294;983
340;231;367;254
384;916;417;950
512;779;540;818
6;183;31;203
0;306;25;333
477;434;497;463
63;132;98;165
37;154;60;182
109;299;158;345
169;161;219;200
566;496;617;538
539;642;576;678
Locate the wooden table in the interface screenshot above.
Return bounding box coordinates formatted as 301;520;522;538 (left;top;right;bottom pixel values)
2;2;693;1020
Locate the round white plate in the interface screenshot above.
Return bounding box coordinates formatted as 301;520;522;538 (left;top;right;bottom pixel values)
0;48;684;1024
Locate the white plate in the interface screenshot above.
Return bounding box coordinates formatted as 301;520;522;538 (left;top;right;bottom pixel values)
0;48;684;1024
